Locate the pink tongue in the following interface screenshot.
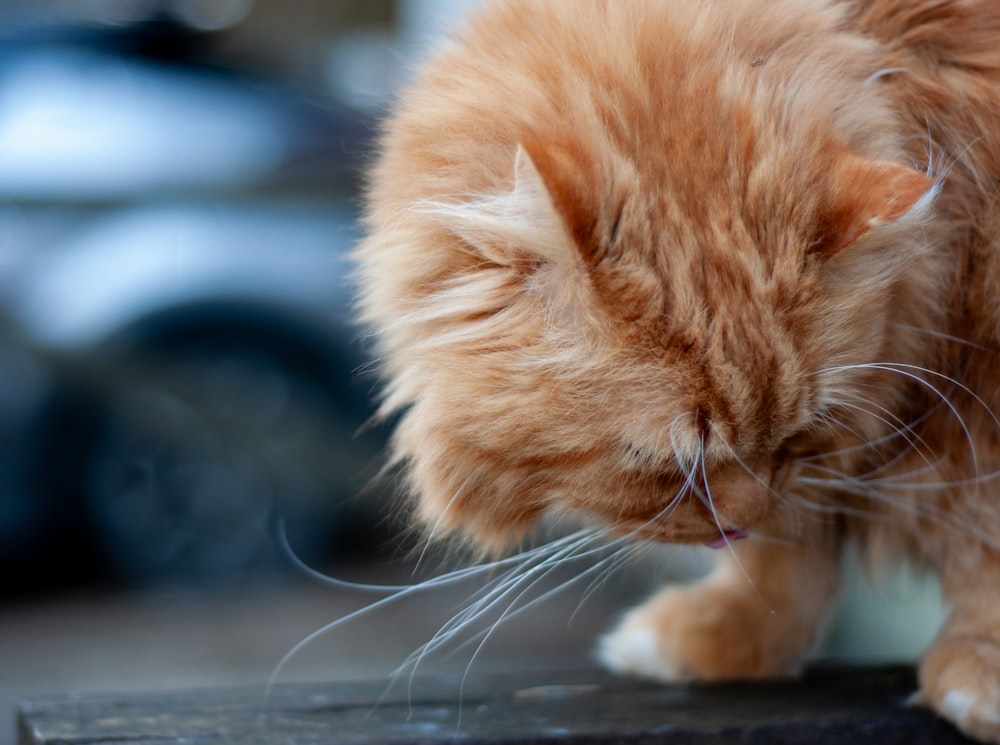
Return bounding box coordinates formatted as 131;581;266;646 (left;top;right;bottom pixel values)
706;529;749;549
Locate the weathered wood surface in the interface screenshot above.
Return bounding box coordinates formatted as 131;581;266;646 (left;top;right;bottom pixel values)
17;666;976;744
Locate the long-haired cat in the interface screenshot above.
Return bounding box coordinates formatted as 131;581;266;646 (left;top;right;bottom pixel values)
355;0;1000;741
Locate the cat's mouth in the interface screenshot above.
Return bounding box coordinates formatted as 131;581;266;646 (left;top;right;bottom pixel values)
615;461;772;546
705;528;750;549
687;461;771;547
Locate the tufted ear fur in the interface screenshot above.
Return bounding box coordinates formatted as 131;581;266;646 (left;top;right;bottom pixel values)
815;155;937;260
516;138;607;265
416;142;589;272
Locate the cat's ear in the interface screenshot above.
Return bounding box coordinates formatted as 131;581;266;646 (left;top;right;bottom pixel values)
815;156;937;261
419;141;593;270
515;138;603;265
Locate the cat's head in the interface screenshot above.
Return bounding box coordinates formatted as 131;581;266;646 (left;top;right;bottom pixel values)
357;0;942;552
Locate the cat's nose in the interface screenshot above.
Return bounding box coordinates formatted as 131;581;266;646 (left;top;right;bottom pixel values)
697;461;772;528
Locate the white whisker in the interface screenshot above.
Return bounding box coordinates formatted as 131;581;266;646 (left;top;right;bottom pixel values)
794;464;999;547
397;530;607;675
818;362;987;497
266;528;605;694
830;398;937;469
895;324;991;353
687;433;772;612
454;537;636;688
414;476;474;573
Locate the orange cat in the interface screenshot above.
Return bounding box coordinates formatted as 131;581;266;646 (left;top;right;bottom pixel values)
355;1;1000;741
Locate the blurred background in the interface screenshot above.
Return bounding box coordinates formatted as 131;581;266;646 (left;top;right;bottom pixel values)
0;1;943;743
0;0;435;596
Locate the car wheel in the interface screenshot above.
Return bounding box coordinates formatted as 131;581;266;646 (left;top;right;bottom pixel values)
85;346;378;584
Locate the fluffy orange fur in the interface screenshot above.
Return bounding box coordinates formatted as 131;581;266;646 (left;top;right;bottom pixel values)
356;1;1000;740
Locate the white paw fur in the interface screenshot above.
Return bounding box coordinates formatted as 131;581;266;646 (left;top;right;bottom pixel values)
939;689;1000;732
597;616;684;682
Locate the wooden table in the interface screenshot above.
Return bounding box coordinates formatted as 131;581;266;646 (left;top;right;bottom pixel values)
17;666;975;744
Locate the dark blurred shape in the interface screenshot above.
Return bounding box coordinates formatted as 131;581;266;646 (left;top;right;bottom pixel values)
0;1;398;594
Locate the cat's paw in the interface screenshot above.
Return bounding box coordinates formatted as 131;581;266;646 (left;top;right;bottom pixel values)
598;584;805;682
917;636;1000;743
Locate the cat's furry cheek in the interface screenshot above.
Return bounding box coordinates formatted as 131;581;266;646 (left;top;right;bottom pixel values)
398;426;547;554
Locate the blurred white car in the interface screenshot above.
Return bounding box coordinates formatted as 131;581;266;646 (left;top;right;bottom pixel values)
0;37;385;587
